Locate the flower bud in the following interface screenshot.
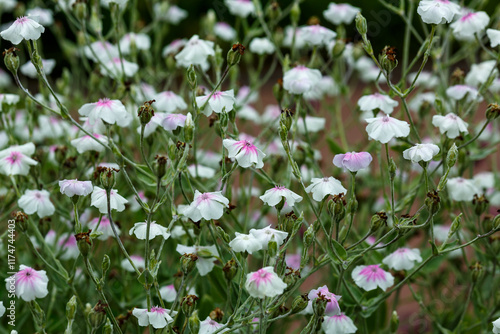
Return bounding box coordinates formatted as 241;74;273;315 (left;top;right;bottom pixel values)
472;194;489;216
331;40;346;58
102;254;110;277
227;43;245;67
268;238;278;258
379;46;398;74
154;155;168;179
303;224;315;249
13;211;28;233
187;65;197;90
390;310;399;333
89;7;102;34
184;112;194;142
181;253;198;275
425;191;441;215
102;318;113;334
273;79;284;105
283;267;300;287
88;302;107;330
448;214;462;239
209;307;224;321
266;1;281;21
97;167;117;191
291;294;309;314
290;3;301;24
446;143;458;169
370;211;387;232
222;258;238;281
66;296;77;322
312;293;328;317
75;230;92;257
494;214;500;230
470;262;483;283
355;13;368;36
74;1;87;20
388;157;397;181
29;300;46;330
3;47;20;75
181;295;199;316
486;103;500;120
188;310;200;333
138;100;155;125
280;108;294;132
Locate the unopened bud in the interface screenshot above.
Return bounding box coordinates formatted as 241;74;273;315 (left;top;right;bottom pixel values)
370;211;387;232
448;214;462;239
303;224;315;249
29;300;46;329
446;143;458;169
266;1;281;21
3;47;20;75
425;191;441;215
154;155;168;179
181;295;199;316
268;239;278;258
102;255;110;277
188;310;200;333
390;310;399;333
486;103;500;121
227;43;245;66
222;259;238;281
388;157;397;181
494;214;500;230
138;100;155;125
472;194;489;216
187;65;197;89
181;253;198;275
97;167;117;191
273;79;284;105
102;318;113;334
290;3;301;24
66;296;77;322
470;262;483;283
74;2;87;20
355;13;368;36
291;294;309;314
75;230;92;257
184;112;194;142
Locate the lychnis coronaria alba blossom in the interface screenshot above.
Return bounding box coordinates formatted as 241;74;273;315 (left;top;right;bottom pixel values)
365;115;410;144
0;142;38;176
176;244;219;276
323;3;360;25
59;179;93;197
447;177;480;202
182;190;229;222
175;35;215;67
249;37;275;55
487;29;500;47
133;307;175;329
18;189;55;218
90;186;128;213
382;248;423;270
417;0;461;25
157;113;187;131
305;177;347;201
78;98;129;127
0;301;4;317
119;33;151;54
5;265;49;301
446;85;481;102
229;232;262;254
196;90;235;116
101;58;139;79
260;186;303;207
322;314;358;334
129;221;171;240
308;285;342;316
357;93;399;114
214;22;236;41
493;317;500;334
403;143;440;163
432;113;468;139
121;255;144;272
200;317;228;334
159;285;177;302
283;65;322;95
224;0;255;18
333;152;373;172
351;264;394;291
249;226;288;250
450;11;489;41
153;91;187;112
245;267;287;298
0;16;45;44
70;134;108;154
87;216;120;240
223;138;266;168
299;25;337;47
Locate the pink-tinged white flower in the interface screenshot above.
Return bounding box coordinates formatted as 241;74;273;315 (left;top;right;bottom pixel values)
450;10;489;41
260;104;281;124
200;316;229;334
162;38;187;56
407;71;439;89
283;65;322;95
308;285;341;316
83;41;119;63
333;152;373;172
323;3;360;25
214;22;236;41
90;186;128;214
0;142;38;176
132;306;175;329
196;89;235;116
129;221;170;240
196;150;222;168
447;177;480;201
223;138;266;169
229;232;263;254
487;29;500;47
446;85;481;102
159;284;177;302
493;317;500;334
305;177;347;201
322;314;358;334
188;164;216;178
175;35;215;67
137;113;162;137
300;25;337;47
473;172;494;191
157;113;187;131
305;76;339;101
358;93;399;114
465;60;498;86
409;92;436;112
432;113;468;139
182;190;229;221
382;248;423;271
0;93;19;108
153;90;188;112
121;255;144;272
88;216;120;240
235;86;258;105
176;244;219;276
224;0;255;18
297;116;326;134
260;186;303;207
78;98;129;127
37;115;72;139
249;226;288;250
101;57;139;79
417;0;461;25
365;115;410;144
26;7;54;26
20;58;56;78
5;265;49;301
403;143;440;163
236;104;260;122
0;16;45;44
18;189;55;218
351;264;394;291
245;266;287;298
59;179;93;197
154;4;187;24
283;26;306;49
70;134;108;154
355;56;384;82
57;234;79;260
119;33;151;54
249;37;275;55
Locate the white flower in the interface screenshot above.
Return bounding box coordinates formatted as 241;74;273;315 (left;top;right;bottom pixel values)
446;85;481;102
133;307;175;329
351;264;394;291
487;29;500;47
196;89;235;116
0;16;45;44
283;25;306;49
182;190;229;222
0;93;19;108
153;90;187;112
365;115;410;143
358;93;398;114
297;116;326;134
224;0;255;18
90;186;128;213
101;57;139;79
175;35;215;68
245;266;287;298
18;189;55;218
229;232;262;254
154;4;188;24
26;7;54;26
59;179;93;197
407;71;439;89
322;314;358;334
200;317;229;334
299;25;337;47
417;0;461;25
403;143;440;163
304;76;339;100
119;33;151;54
176;244;219;276
5;265;49;301
129;221;171;240
283;66;322;95
447;177;480;201
159;284;176;302
0;142;38;176
249;226;288;250
20;59;56;78
57;234;79;260
323;3;360;25
78;98;129;127
260;186;303;207
187;164;216;178
0;301;4;317
493;317;500;334
214;22;236;41
223;138;266;168
162;39;187;56
70;134;108;154
87;216;120;240
473;172;494;190
121;255;144;272
382;248;423;270
432;113;468;139
0;0;17;12
249;37;275;55
305;177;347;201
156;113;187;131
465;60;498;87
83;41;119;63
450;11;489;41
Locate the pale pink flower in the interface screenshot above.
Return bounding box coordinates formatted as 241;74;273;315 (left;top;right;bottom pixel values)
57;234;79;260
83;41;119;63
200;316;229;334
90;186;128;214
18;189;55;218
5;265;49;301
88;216;120;240
223;138;266;168
382;248;423;271
403;143;440;163
283;65;322;95
249;225;288;250
305;177;347;201
101;57;139;79
245;266;287;298
300;25;337;47
196;90;235;116
129;221;170;240
214;22;236;41
417;0;461;25
70;134;109;154
358;93;399;114
229;232;262;254
451;10;489;41
224;0;255;18
119;33;151;54
249;37;275;55
285;253;301;270
26;7;54;26
162;39;187;56
308;285;341;316
365;115;410;143
182;190;229;222
333;152;373;172
157;113;187;131
133;306;175;329
323;3;360;25
121;255;144;272
322;314;358;334
159;284;177;302
78;98;129;127
20;58;56;78
432;113;468;139
153;90;188;112
176;244;219;276
0;142;38;176
0;16;45;44
351;264;394;291
59;179;93;197
155;4;188;24
447;177;480;201
446;85;481;102
175;35;215;68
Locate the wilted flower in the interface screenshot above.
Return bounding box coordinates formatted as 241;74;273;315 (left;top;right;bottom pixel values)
351;264;394;291
382;248;423;270
245;267;287;298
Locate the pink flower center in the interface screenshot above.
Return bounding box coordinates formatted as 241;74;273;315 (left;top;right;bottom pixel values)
200;193;211;200
382;115;391;123
359;265;386;282
251;269;271;287
16;16;28;24
275;186;286;190
97;98;112;107
6;151;21;165
151;306;167;314
18;267;39;284
461;12;476;22
212;91;222;99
